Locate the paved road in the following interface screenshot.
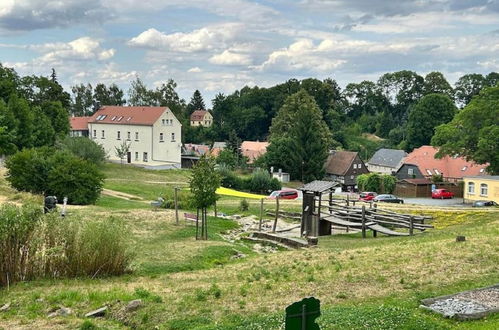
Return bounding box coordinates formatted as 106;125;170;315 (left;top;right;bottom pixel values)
404;197;464;206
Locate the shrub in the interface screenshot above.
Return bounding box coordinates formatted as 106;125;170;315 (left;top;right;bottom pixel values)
246;169;281;194
381;174;396;194
56;136;107;165
217;164;245;190
161;189;194;210
239;199;249;211
0;203;133;288
6;148;105;205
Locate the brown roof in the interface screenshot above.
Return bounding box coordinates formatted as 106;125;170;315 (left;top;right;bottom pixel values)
190;110;209;121
70;116;91;131
400;178;432;185
88;106;168;126
241;141;269;163
402;145;487;179
325;150;358;175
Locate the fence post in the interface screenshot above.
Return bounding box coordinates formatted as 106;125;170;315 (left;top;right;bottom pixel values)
214;200;217;218
174;187;179;225
361;205;366;239
259;198;264;232
409;216;414;236
346;194;350;206
272;197;279;233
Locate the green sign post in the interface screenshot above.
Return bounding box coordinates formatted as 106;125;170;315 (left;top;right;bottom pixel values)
285;297;321;330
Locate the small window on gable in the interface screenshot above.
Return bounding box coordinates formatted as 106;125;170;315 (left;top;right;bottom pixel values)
353;164;357;169
408;168;414;175
162;119;166;125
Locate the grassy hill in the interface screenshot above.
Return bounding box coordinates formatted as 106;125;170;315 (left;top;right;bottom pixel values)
0;164;498;329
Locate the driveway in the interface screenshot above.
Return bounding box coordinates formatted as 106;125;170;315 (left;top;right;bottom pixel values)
402;197;464;206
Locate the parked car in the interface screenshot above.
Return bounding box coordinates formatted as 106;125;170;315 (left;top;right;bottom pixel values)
472;200;498;207
359;192;377;201
432;189;454;199
268;189;299;200
373;194;404;204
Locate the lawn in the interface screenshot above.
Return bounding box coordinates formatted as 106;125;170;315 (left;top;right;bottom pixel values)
0;164;498;329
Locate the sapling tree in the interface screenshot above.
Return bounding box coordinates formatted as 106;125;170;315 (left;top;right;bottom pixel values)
189;156;221;240
115;140;131;165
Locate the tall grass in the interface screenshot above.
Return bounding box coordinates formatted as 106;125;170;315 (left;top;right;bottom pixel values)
0;203;133;287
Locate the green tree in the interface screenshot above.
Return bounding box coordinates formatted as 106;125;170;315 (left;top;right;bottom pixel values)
41;101;70;139
189;156;220;240
423;72;454;99
0;99;18;154
406;94;456;150
56;136;107;165
186;90;206;116
114;140;131;165
70;83;94;116
0;63;20;103
268;90;332;182
32;107;56;147
485;72;499;87
94;83;126;107
454;73;486;107
432;86;499;174
152;79;186;119
343;80;389;119
128;76;155;106
8;94;34;149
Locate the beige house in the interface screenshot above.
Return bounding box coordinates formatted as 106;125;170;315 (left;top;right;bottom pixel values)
463;176;499;204
190;110;213;127
88;106;182;166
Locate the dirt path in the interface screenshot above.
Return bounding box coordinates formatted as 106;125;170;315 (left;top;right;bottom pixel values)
101;188;146;201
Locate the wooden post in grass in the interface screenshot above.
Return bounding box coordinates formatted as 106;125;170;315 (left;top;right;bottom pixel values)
409;216;414;236
174;187;179;225
196;208;200;240
214;201;217;218
346;194;350;206
272;197;279;233
361;205;366;238
259;198;264;232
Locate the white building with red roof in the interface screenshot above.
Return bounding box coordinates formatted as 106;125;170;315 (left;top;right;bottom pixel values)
70;117;91;137
88;106;182;166
190;110;213;127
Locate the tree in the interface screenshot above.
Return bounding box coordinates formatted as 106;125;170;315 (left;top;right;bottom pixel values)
114;140;131;165
8;94;34;150
432;86;499;174
454;73;486;107
0;63;20;103
343;80;389;119
71;83;94;116
485;72;499;88
423;72;454;99
267;90;332;182
32;107;56;147
57;136;107;165
94;83;126;107
128;76;155;106
152;79;186;119
406;94;456;151
189;156;220;240
0;99;18;154
186;90;206;116
40;101;70;139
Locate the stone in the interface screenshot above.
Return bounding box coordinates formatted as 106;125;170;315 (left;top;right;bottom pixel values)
48;307;72;318
85;306;108;318
456;236;466;242
125;299;142;312
0;303;10;312
231;252;247;259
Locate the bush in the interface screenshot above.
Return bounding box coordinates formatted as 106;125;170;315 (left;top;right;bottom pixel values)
357;173;396;193
161;188;194;210
246;169;281;194
6;148;105;205
381;175;396;194
0;203;133;287
218;165;245;190
57;136;107;165
239;199;249;211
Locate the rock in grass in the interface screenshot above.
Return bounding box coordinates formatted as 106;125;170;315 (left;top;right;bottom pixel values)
0;303;10;312
48;307;72;318
125;299;142;312
85;306;108;318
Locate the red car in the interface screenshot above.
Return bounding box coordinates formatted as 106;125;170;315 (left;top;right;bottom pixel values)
269;189;299;200
359;192;377;201
432;189;454;199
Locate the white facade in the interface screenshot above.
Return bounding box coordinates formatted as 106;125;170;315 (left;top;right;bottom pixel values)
88;109;181;165
366;163;397;175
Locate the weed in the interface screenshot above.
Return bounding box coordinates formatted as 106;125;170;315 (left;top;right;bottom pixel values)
79;320;98;330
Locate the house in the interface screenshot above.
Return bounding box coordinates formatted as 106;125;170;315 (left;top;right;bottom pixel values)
182;143;210;157
271;168;290;183
210;141;226;157
241;141;269;164
190;110;213;127
395;146;487;182
367;148;407;174
463;176;499;204
69;117;91;137
88;106;181;166
394;178;463;198
325;150;369;191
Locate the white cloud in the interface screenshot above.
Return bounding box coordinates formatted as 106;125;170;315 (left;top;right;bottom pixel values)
188;67;202;73
128;23;244;53
209;50;252;66
33;37;115;64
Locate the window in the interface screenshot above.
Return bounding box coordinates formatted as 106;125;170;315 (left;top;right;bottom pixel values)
159;133;164;142
480;168;485;173
169;119;173;125
111;116;117;121
93;130;96;138
127;117;132;121
143;152;148;162
461;166;468;171
353;164;357;169
350;175;354;179
468;182;475;194
127;131;131;140
135;152;139;161
426;169;432;175
408;168;414;176
117;116;123;121
434;169;440;175
135;132;139;140
171;133;175;142
162;119;166;125
357;164;362;168
480;184;488;196
117;131;121;140
101;130;105;139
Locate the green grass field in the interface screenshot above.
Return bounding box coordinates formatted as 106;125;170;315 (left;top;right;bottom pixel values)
0;164;498;329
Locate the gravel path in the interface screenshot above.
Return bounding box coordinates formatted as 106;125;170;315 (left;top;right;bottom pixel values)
428;298;489;317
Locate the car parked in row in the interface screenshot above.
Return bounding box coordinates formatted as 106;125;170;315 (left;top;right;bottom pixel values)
373;194;404;204
359;192;377;201
268;189;299;200
431;189;454;199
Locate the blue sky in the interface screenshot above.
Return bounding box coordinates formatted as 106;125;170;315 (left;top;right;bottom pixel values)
1;0;498;105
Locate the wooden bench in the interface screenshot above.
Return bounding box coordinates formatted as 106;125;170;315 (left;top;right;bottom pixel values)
184;213;198;222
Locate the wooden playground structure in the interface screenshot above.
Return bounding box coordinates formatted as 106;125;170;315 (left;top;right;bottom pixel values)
299;181;433;239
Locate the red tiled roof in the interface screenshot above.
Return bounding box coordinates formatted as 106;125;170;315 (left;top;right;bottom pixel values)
88;106;168;126
241;141;269;163
325;150;358;175
402;145;488;179
190;110;209;121
70;117;91;131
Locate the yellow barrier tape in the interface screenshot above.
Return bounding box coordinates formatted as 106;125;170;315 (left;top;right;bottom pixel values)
216;187;267;200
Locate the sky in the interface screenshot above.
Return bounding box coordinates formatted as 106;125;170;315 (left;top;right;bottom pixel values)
1;0;499;105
